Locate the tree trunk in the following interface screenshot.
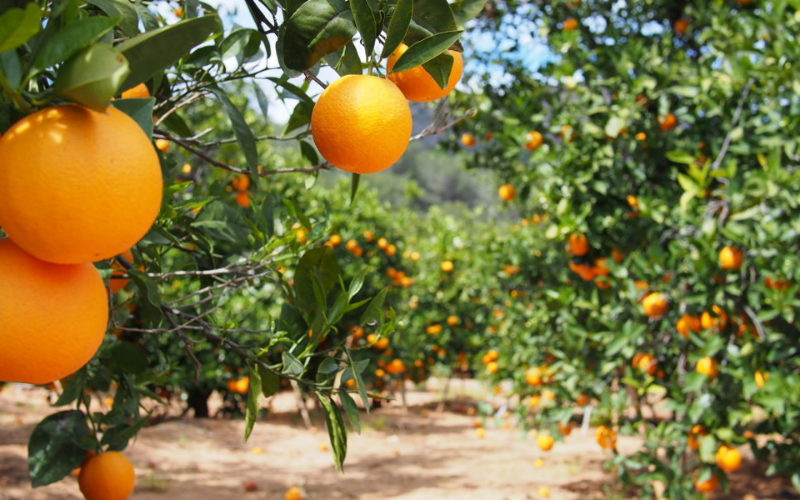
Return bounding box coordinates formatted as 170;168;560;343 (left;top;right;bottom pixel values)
187;387;211;418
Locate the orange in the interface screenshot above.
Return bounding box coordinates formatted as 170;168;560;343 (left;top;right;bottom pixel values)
285;487;303;500
558;421;573;437
635;132;646;141
227;376;250;394
559;125;575;142
461;132;476;147
715;445;742;472
498;184;516;201
626;195;638;210
441;260;455;272
642;292;668;318
754;370;769;389
310;75;412;174
593;258;610;276
121;83;150;99
611;248;624;263
525;367;544;387
719;246;743;270
232;174;251;192
426;324;443;335
484;349;499;363
596;425;616;449
576;394;589;406
447;315;459;326
633;353;658;376
155;138;170;152
327;234;342;247
537;433;554;451
694;474;718;493
528;394;541;407
674;19;689;35
676;313;702;339
486;361;499;373
688;424;707;451
235;191;251;208
696;357;718;379
109;249;135;294
659;113;677;131
701;305;728;330
0;105;163;264
386;44;463;102
538;486;550;498
525;131;543;151
386;359;405;375
78;451;136;500
476;427;486;438
0;240;108;384
564;18;579;31
568;233;589;256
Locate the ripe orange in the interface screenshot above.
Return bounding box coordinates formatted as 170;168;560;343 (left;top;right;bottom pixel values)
537;433;555;451
596;425;616;449
525;131;543;151
310;75;412;174
486;361;499;373
719;246;743;270
327;234;342;247
476;427;486;438
674;19;689;35
626;195;639;210
696;357;718;379
576;394;589;406
635;132;646;141
658;113;678;131
694;474;718;493
232;174;251;192
701;305;728;330
557;421;573;437
109;249;135;294
155;138;170;153
564;18;579;31
121;83;150;99
498;184;516;201
676;313;701;339
78;451;136;500
386;359;405;375
754;370;769;389
611;248;624;263
426;324;443;335
687;424;707;451
285;486;303;500
525;367;544;387
715;445;742;472
0;240;108;384
441;260;455;272
568;233;589;256
633;353;658;376
227;376;250;394
642;292;668;318
0;105;163;264
386;44;464;102
235;191;251;208
461;132;476;147
447;315;459;326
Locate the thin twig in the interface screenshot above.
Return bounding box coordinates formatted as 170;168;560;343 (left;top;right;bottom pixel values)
411;108;477;141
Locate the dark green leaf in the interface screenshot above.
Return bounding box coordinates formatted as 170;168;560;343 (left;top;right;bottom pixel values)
381;0;413;58
100;417;148;451
108;342;148;374
117;15;221;91
282;0;357;71
450;0;487;26
421;51;453;89
28;411;92;487
315;391;348;471
300;140;319;166
244;366;262;442
30;16;118;74
348;268;368;299
53;368;86;407
350;0;376;57
294;247;340;310
282;351;305;376
350;173;361;204
84;0;139;36
210;87;260;178
323;42;362;75
389;30;462;74
54;43;130;112
0;3;41;53
111;97;155;138
359;288;387;324
258;365;280;397
339;390;361;433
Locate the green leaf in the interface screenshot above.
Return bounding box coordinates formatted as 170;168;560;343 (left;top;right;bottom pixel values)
84;0;139;36
339;390;361;433
407;0;457;42
244;365;262;442
54;43;130;112
350;173;361;204
421;51;453;89
0;3;41;54
666;150;696;165
282;0;357;71
323;41;363;75
294;247;340;310
30;16;118;74
350;0;376;57
100;416;148;451
53;368;86;407
389;30;463;74
210;87;260;178
315;391;348;471
300;140;319;166
380;0;412;58
359;288;387;325
117;15;221;91
111;97;155;138
28;411;92;487
344;351;371;411
450;0;488;26
128;269;164;323
348;268;368;299
107;342;148;374
258;365;280;397
282;351;305;376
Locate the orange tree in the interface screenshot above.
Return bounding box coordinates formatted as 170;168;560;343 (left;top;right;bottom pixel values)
447;0;800;497
0;0;485;491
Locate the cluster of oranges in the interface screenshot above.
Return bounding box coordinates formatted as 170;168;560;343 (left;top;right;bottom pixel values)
311;44;463;174
0;101;162;386
231;173;252;208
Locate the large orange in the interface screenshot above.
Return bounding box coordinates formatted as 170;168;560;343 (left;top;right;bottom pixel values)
0;239;108;384
386;44;463;102
0;105;163;264
79;451;136;500
310;75;411;174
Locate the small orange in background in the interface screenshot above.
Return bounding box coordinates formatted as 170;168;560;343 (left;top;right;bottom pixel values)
696;357;718;379
596;425;617;449
447;315;459;326
563;17;579;31
441;260;455;272
78;451;136;500
386;43;464;102
121;83;150;99
498;183;516;201
327;234;342;247
694;474;719;493
285;486;303;500
528;394;541;407
687;424;707;451
611;248;624;263
676;313;702;339
568;233;589;256
386;359;405;375
719;246;743;270
232;174;251;192
754;370;769;389
537;433;555;451
576;394;589;406
701;305;728;330
484;131;493;141
626;195;639;210
715;445;742;472
633;353;658;376
525;131;543;151
476;427;486;438
155;138;170;153
538;486;551;498
243;480;258;492
525;367;544;387
557;421;573;437
295;228;308;244
235;191;251;208
674;18;689;36
534;458;544;468
461;132;476;148
426;324;443;335
635;132;647;141
559;125;575;142
659;113;678;131
642;292;668;318
486;361;499;374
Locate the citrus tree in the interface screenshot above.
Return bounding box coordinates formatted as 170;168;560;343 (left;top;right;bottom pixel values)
0;0;484;496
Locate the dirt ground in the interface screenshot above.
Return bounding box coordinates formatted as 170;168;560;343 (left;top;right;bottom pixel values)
0;382;795;500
